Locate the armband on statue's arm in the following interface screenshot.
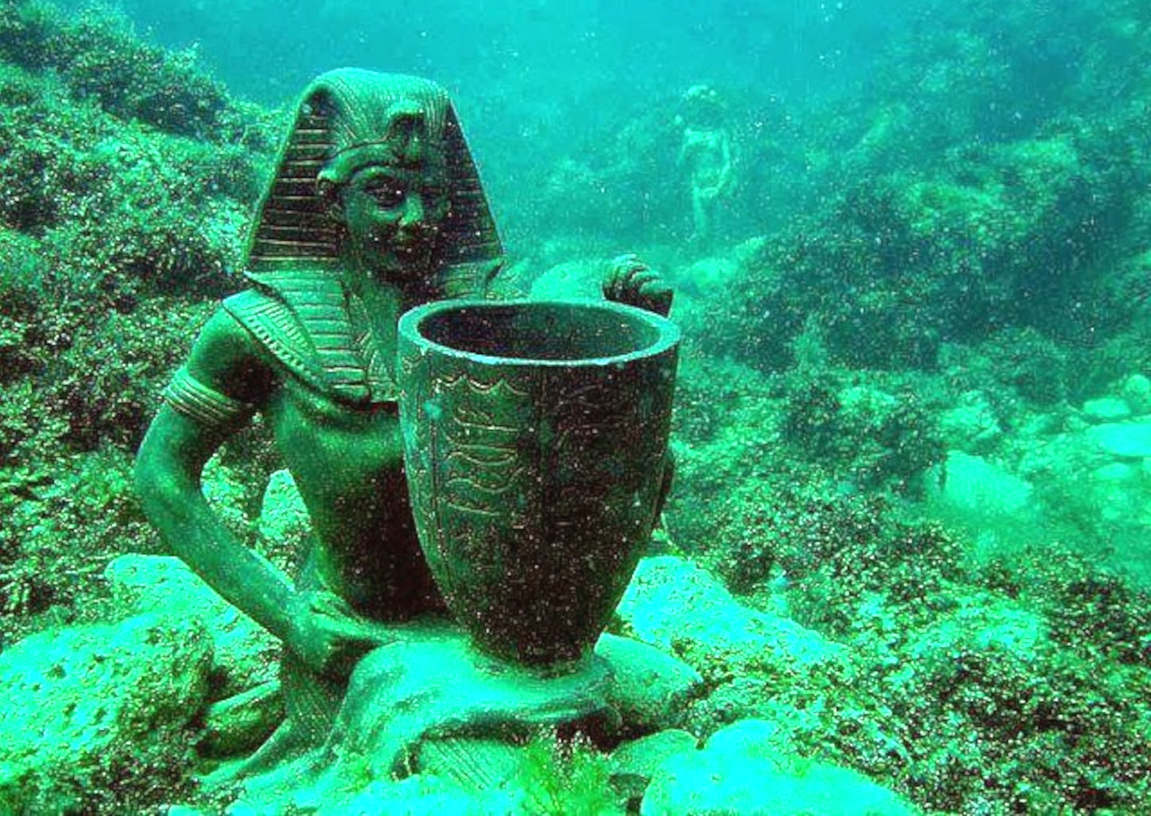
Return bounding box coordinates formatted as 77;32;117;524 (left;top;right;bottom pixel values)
163;367;257;431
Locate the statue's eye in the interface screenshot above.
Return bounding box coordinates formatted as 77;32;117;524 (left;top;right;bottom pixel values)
371;186;405;208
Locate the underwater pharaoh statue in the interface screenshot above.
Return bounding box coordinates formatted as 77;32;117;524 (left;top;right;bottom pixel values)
134;69;673;760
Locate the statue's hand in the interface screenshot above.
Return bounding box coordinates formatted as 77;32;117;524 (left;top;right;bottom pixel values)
603;253;674;317
286;590;384;678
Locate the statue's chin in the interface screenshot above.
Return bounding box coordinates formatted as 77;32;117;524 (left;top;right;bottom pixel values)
365;252;434;287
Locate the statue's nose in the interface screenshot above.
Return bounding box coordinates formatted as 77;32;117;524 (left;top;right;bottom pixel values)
399;193;425;229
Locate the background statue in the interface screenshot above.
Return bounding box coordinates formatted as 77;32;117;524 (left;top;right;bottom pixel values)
134;69;672;766
676;84;735;248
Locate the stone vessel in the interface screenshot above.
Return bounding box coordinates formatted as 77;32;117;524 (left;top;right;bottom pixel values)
397;299;679;664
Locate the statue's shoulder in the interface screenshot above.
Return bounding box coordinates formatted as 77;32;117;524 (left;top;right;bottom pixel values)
188;294;273;363
171;295;280;409
218;285;332;397
218;287;299;361
221;287;290;331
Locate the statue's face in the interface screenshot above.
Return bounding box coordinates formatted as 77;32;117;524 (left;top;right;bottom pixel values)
337;160;450;281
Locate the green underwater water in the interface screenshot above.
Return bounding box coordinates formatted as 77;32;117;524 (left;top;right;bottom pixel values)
1;0;1150;813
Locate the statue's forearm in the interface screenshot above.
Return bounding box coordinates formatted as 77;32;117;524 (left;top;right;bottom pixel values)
152;488;296;642
135;416;297;643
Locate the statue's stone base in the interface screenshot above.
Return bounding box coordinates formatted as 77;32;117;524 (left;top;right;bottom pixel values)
228;621;614;812
334;621;614;775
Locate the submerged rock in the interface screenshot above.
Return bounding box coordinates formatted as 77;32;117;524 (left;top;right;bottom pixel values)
939;391;1003;453
678;255;740;295
615;556;847;735
925;451;1035;519
0;614;211;812
1082;397;1132;423
641;719;916;816
257;468;310;545
610;729;698;802
1088;420;1151;459
615;556;845;680
1120;374;1151;414
595;633;703;732
105;554;279;698
529;259;607;301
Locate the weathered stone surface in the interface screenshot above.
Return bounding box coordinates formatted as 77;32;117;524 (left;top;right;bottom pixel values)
0;614;212;812
615;556;845;680
1121;373;1151;414
529;258;608;301
610;729;698;801
201;458;251;532
641;719;916;816
595;633;703;732
681;255;739;293
1088;420;1151;459
199;679;284;758
939;391;1002;452
924;451;1035;519
1082;396;1131;423
105;554;279;697
682;675;777;734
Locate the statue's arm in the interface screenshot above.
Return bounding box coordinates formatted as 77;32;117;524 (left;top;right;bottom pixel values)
134;309;297;644
676;130;696;167
717;131;735;191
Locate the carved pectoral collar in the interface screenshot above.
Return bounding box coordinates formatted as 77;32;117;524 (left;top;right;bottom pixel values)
223;271;398;405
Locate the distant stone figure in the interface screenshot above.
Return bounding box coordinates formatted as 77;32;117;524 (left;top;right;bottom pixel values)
677;84;734;247
133;69;673;767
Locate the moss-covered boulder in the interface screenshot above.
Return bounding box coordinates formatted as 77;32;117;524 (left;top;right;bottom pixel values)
595;633;703;733
641;719;916;816
105;553;279;698
615;556;846;685
0;613;212;813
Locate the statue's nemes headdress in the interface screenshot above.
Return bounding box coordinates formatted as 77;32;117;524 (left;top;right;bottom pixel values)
244;68;503;298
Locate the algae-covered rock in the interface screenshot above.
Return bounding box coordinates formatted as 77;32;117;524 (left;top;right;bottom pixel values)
257;468;311;570
1088;420;1151;459
105;553;279;697
595;633;703;732
257;468;310;544
529;259;606;301
609;729;698;802
677;255;739;296
886;595;1058;744
1082;397;1132;423
0;613;212;812
924;451;1036;519
1120;374;1151;414
615;556;845;680
939;391;1003;452
641;719;916;816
